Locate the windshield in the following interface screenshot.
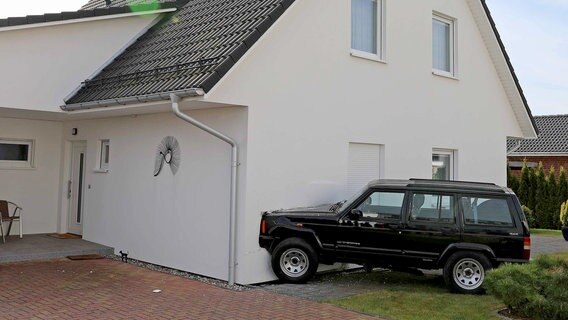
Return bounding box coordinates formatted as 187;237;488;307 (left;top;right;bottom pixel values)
337;186;368;213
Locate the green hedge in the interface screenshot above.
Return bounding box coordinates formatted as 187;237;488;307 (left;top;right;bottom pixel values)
485;256;568;320
508;163;568;229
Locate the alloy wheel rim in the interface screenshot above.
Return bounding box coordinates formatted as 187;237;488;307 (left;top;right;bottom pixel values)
453;258;485;290
280;248;309;278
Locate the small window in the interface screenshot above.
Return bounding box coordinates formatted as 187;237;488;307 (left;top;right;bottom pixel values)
432;13;456;75
351;0;384;57
356;191;405;220
461;196;515;226
0;139;34;168
98;140;110;171
410;193;455;223
432;149;455;180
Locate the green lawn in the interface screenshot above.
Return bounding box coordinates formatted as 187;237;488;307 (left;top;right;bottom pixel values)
328;253;568;320
328;271;504;320
531;228;562;236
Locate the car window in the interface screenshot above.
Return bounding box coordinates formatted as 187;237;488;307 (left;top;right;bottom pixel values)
355;192;405;220
460;196;514;226
410;193;455;223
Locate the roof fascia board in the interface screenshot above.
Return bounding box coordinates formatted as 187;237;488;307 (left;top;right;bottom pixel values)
0;8;176;33
466;0;538;138
509;153;568;157
62;12;167;103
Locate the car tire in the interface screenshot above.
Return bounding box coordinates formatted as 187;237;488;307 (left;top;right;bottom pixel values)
271;238;318;283
443;251;492;294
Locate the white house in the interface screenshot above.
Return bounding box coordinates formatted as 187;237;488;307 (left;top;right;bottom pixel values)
0;0;537;284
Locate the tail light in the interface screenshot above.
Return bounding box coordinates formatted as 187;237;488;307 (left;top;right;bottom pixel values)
523;236;531;260
260;219;267;235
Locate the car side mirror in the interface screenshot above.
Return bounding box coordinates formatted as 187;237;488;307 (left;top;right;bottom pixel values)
349;209;363;221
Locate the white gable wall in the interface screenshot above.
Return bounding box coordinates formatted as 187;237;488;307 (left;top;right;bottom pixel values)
0;14;160;111
207;0;526;284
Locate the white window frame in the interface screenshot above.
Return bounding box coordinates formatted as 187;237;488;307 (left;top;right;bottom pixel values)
350;0;386;63
0;138;35;169
432;12;457;78
432;149;456;181
94;139;110;173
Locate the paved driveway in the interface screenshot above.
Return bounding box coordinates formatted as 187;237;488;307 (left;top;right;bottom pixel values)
0;259;378;320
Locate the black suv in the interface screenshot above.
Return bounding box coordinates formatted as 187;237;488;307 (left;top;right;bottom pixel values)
259;179;530;294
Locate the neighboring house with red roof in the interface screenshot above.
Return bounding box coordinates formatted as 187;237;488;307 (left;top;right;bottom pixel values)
0;0;537;284
508;114;568;176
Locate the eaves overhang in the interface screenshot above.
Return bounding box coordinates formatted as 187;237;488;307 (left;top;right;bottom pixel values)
467;0;539;138
61;88;205;111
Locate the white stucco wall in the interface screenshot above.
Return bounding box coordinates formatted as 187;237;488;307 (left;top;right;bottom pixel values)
0;14;159;111
207;0;526;284
0;118;63;234
61;108;247;281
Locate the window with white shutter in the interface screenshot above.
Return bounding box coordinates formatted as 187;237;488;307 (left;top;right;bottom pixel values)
347;143;382;195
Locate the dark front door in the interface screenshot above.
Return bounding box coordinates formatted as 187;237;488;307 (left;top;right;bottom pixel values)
335;190;407;262
402;192;460;264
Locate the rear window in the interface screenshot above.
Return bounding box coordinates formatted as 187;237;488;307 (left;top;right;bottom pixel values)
460;196;514;226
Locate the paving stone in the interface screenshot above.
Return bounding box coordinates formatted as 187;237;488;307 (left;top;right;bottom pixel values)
0;259;379;320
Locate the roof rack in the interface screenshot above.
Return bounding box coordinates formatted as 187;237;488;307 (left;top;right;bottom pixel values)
409;178;497;186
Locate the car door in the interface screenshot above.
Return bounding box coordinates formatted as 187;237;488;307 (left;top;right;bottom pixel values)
335;189;407;262
401;192;461;264
459;194;524;260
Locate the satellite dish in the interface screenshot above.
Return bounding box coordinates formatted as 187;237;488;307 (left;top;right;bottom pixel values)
154;136;181;176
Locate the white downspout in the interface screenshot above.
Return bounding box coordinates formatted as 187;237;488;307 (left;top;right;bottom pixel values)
170;93;239;286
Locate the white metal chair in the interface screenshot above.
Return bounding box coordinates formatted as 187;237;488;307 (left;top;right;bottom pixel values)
0;200;22;243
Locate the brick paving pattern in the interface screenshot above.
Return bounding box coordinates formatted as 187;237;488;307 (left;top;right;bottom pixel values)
0;259;378;320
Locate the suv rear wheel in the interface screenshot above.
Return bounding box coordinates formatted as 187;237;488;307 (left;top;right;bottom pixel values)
443;251;491;294
271;238;318;283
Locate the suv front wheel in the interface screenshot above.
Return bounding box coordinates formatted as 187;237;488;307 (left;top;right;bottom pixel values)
443;251;492;294
271;238;318;283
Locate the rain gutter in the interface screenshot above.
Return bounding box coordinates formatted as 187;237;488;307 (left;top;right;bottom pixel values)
60;88;205;111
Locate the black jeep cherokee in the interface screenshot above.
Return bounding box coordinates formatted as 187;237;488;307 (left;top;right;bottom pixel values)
259;179;530;294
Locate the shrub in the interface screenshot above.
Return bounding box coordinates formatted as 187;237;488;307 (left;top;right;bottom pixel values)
522;205;536;228
485;255;568;320
561;201;568;227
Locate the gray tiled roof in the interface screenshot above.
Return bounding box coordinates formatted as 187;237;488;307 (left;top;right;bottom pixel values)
66;0;295;105
508;115;568;154
0;1;179;28
81;0;178;10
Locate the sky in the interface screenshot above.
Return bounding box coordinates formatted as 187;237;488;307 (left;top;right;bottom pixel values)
0;1;566;116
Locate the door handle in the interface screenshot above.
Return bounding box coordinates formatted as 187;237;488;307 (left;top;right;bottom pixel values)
441;227;458;235
67;180;72;199
387;223;401;231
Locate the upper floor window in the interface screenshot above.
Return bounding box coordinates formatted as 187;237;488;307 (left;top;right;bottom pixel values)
432;13;456;76
0;138;34;169
351;0;384;59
